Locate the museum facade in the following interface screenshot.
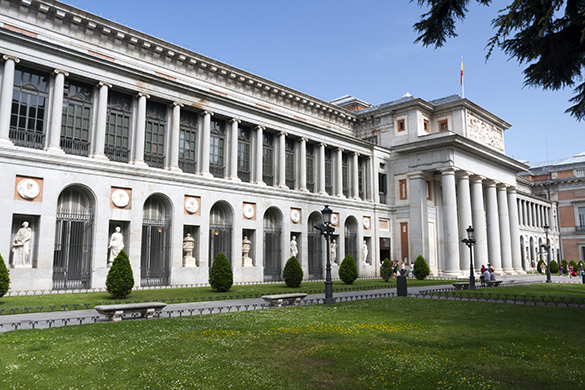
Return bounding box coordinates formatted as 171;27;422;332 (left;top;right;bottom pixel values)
0;0;558;292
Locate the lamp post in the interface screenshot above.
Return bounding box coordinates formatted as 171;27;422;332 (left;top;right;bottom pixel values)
541;224;551;283
314;205;335;305
461;226;476;290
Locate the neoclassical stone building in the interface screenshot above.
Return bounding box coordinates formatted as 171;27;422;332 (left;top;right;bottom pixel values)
0;0;558;292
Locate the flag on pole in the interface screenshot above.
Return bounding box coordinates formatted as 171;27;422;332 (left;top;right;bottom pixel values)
460;57;463;86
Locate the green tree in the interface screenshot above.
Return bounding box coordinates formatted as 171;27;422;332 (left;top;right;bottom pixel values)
412;0;585;120
380;258;393;282
550;259;559;274
283;256;303;288
339;254;358;284
105;250;134;299
561;259;568;274
209;252;233;292
0;253;10;298
413;255;430;280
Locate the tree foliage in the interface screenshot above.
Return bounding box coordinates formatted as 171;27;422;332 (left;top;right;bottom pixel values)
106;249;134;299
413;255;430;280
209;252;233;292
339;254;358;284
381;258;393;282
0;253;10;298
549;259;559;274
413;0;585;120
283;256;303;288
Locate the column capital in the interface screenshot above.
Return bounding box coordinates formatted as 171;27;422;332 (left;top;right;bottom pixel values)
407;170;427;180
335;147;344;152
53;69;69;77
318;142;327;148
172;101;184;108
352;151;360;157
136;92;150;99
455;170;471;179
278;131;288;137
97;81;112;88
2;54;20;63
300;137;308;142
229;118;241;124
439;166;457;175
483;179;497;187
507;186;517;194
255;125;265;130
496;183;509;190
470;174;486;183
202;110;214;116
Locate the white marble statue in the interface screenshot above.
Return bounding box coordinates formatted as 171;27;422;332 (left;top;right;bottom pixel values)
12;221;32;267
290;236;298;258
107;226;124;267
183;233;196;267
242;236;253;267
330;239;338;265
362;239;369;265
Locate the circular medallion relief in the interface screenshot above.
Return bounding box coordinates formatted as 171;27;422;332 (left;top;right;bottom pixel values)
185;197;199;214
363;217;371;230
331;213;339;226
17;179;40;200
111;189;130;208
243;204;255;219
291;209;301;224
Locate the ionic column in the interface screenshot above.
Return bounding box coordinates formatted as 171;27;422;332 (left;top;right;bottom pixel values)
409;171;429;262
508;187;523;273
254;125;265;185
46;69;69;154
278;131;287;188
441;168;460;275
457;172;472;275
318;142;326;195
168;102;183;171
352;152;360;199
0;55;19;145
229;118;240;181
200;111;213;177
133;92;149;166
485;180;502;272
470;175;488;269
498;184;513;274
92;81;111;160
366;156;374;202
299;137;308;192
335;147;344;197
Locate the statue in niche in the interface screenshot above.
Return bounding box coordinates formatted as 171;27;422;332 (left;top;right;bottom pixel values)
183;233;196;267
362;240;369;265
12;221;32;267
290;236;298;258
330;239;338;265
108;226;124;267
242;236;253;267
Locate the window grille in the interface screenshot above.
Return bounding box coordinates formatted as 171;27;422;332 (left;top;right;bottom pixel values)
358;157;365;199
61;79;92;156
262;132;274;186
210;119;225;177
179;110;198;174
285;137;295;189
325;148;332;195
237;126;251;182
342;153;349;197
144;101;166;169
105;91;132;162
306;143;314;192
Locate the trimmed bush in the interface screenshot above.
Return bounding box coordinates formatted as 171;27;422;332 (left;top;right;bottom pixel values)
537;259;546;274
283;256;303;288
0;253;10;298
106;250;134;299
380;258;392;282
209;252;233;292
561;259;568;274
339;254;358;284
549;260;559;274
413;255;430;280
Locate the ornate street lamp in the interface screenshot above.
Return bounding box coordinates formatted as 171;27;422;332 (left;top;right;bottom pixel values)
541;224;551;283
461;226;476;290
314;205;335;304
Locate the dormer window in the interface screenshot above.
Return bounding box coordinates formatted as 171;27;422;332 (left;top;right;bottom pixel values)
439;120;449;132
397;119;405;132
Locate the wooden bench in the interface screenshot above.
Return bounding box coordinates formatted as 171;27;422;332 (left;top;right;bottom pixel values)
261;293;308;308
452;282;470;290
485;280;503;287
94;302;167;322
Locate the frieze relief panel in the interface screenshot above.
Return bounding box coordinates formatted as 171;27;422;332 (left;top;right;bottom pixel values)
466;113;504;152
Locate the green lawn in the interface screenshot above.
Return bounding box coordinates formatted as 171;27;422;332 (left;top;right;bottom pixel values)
0;293;583;389
442;283;585;300
0;278;452;314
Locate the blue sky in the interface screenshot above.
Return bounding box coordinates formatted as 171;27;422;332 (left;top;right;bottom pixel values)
65;0;583;164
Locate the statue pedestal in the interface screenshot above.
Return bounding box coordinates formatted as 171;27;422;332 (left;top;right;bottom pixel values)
242;256;253;267
183;256;196;267
12;264;32;269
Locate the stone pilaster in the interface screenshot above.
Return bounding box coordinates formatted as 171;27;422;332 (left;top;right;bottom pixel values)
46;69;69;154
133;92;149;166
441;168;460;276
0;55;19;145
91;81;111;161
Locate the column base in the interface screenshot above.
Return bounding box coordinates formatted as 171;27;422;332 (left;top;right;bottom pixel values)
442;270;465;277
200;171;213;178
299;187;309;193
45;145;65;154
133;160;149;168
230;176;242;182
278;184;289;190
502;268;516;275
319;191;328;195
168;166;182;173
91;153;110;161
0;137;14;146
254;181;266;186
336;194;346;199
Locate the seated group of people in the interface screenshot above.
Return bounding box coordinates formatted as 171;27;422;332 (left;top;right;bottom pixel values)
479;264;495;287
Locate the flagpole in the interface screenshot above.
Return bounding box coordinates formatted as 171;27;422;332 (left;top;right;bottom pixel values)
461;57;464;98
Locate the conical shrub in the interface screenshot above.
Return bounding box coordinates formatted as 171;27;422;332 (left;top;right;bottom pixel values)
283;256;303;288
413;255;430;280
106;249;134;299
339;254;358;284
0;253;10;298
209;252;233;292
381;258;393;282
549;260;559;274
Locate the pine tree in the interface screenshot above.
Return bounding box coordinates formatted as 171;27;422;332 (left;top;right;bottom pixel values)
106;249;134;299
0;253;10;298
209;252;233;292
381;258;393;282
283;256;303;288
413;255;430;280
339;254;358;284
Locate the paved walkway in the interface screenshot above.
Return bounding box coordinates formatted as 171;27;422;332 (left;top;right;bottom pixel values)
0;274;581;333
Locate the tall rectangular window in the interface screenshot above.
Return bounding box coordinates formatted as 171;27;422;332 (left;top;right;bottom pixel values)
262;132;274;186
61;79;93;156
105;91;132;162
579;207;585;229
439;120;449;131
210;118;225;177
325;148;332;195
379;173;388;204
342;153;349;197
285;137;295;189
144;101;166;169
179;110;198;174
237;125;251;182
399;179;408;200
358;156;365;199
10;66;49;149
397;119;405;132
306;143;314;192
426;180;432;201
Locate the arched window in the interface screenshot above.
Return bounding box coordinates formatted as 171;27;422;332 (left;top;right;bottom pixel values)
263;208;282;282
53;187;94;289
209;202;233;265
141;195;171;286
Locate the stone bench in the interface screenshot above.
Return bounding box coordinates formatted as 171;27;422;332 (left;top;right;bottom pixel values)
94;302;167;322
452;282;470;290
261;293;308;308
485;280;503;287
